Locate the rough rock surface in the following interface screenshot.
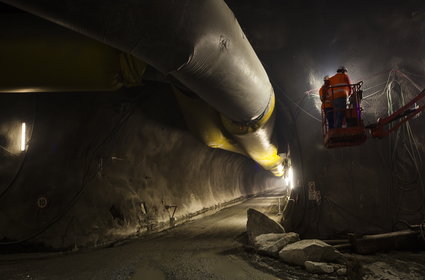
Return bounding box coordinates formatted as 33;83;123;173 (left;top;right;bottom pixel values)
254;232;299;256
336;267;347;276
361;261;423;280
246;208;285;243
245;248;425;280
304;261;334;274
279;239;345;266
0;91;280;249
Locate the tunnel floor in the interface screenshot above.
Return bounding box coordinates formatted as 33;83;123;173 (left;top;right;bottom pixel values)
2;189;425;280
0;189;287;280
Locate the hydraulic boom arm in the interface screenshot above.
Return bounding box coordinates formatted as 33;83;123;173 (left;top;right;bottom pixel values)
366;88;425;138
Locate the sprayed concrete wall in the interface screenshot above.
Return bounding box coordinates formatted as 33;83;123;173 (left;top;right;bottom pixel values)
0;83;281;250
281;79;425;239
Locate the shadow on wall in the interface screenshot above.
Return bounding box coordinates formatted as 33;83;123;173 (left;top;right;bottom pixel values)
0;83;280;251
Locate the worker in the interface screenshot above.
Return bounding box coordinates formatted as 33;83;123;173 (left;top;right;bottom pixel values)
319;75;334;129
329;66;351;128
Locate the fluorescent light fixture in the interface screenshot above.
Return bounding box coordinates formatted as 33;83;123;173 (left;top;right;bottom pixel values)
288;166;294;189
21;122;26;151
284;173;290;186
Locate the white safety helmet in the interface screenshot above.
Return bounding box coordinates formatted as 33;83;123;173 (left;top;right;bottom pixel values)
337;66;347;73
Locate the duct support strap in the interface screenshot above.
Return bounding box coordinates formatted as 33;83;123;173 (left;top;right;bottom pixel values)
173;87;246;155
221;94;284;177
175;85;284;177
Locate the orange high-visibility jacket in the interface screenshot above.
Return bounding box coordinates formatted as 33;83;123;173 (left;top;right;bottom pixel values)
329;73;351;99
319;85;333;109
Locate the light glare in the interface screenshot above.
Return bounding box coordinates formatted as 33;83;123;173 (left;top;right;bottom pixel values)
288;166;294;189
21;122;26;152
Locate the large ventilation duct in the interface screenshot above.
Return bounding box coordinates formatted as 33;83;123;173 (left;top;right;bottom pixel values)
1;0;285;176
0;14;146;93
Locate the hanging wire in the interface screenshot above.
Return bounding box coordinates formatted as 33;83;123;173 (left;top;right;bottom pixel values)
276;86;322;122
386;70;425;226
362;82;388;92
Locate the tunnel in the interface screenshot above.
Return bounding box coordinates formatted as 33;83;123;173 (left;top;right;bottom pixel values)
1;0;425;279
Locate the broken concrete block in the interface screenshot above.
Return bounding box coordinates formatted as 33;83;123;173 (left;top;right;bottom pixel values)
304;261;334;274
254;232;300;256
246;208;285;243
336;267;347;276
279;239;345;266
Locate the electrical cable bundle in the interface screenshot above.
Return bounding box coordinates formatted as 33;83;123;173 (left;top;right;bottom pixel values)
386;71;425;228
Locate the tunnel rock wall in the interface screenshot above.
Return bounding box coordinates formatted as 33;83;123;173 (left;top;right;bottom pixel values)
0;84;277;250
280;82;425;239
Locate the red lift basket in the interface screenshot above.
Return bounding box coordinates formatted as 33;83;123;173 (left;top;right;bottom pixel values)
322;82;367;148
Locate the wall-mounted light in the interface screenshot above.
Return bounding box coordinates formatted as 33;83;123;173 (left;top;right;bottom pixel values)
21;122;26;151
288;166;294;189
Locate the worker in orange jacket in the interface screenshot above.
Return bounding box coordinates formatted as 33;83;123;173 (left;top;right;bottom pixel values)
319;76;334;129
328;66;351;128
